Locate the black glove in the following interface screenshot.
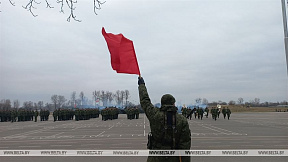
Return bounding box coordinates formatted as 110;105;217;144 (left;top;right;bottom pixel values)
138;77;145;85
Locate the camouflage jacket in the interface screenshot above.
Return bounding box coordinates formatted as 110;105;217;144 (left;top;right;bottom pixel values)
139;84;191;162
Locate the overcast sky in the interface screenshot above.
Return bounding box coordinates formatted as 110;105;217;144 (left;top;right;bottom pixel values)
1;0;288;106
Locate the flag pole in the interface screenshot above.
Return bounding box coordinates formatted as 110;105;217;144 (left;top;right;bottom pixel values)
281;0;288;76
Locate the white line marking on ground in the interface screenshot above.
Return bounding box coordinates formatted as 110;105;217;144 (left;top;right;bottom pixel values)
50;145;72;147
18;146;41;148
96;131;105;137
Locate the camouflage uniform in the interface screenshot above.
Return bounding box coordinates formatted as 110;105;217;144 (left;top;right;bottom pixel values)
222;108;227;119
197;108;201;119
135;108;140;119
198;108;204;120
138;78;191;162
75;109;80;121
204;107;209;118
181;107;187;118
211;107;217;121
193;107;197;119
34;110;38;122
226;108;231;120
186;108;192;120
11;110;17;122
53;109;58;122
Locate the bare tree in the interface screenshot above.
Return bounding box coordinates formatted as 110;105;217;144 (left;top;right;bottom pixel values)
106;91;113;107
51;94;58;110
228;100;236;105
93;90;101;107
100;90;107;107
254;98;260;106
23;101;33;109
34;103;38;110
195;98;202;104
0;99;11;110
44;102;52;111
71;91;76;108
120;90;125;108
202;98;208;105
7;0;106;22
79;91;84;107
115;90;121;107
37;101;43;109
13;100;20;109
238;97;244;105
57;95;66;108
124;90;130;107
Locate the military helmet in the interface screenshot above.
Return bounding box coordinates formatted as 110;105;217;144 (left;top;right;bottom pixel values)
161;94;176;105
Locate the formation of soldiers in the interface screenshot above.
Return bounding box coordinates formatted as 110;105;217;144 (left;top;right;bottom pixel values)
0;109;50;122
211;107;220;120
53;109;74;121
211;107;231;120
221;107;231;120
101;107;119;121
75;108;100;121
52;108;100;122
125;107;140;120
182;107;204;120
39;109;50;121
181;106;231;121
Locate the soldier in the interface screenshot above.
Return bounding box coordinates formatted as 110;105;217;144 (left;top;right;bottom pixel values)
217;108;221;118
185;108;191;120
135;108;140;119
138;77;191;162
101;108;105;121
222;107;227;119
75;109;80;121
11;110;17;123
40;109;44;121
10;110;15;123
132;108;136;119
199;108;204;120
204;107;209;118
46;110;50;121
125;108;129;119
0;110;2;122
226;107;231;120
193;107;197;119
127;108;132;120
181;105;187;118
197;107;201;119
96;108;100;118
101;108;108;121
53;109;58;122
211;107;217;121
34;110;38;122
115;108;119;119
186;108;191;120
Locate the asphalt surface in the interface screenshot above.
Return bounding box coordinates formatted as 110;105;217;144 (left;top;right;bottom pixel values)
0;112;287;162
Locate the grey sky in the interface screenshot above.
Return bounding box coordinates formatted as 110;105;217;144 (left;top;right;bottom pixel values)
1;0;288;106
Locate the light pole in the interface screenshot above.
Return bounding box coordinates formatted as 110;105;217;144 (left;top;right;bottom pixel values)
281;0;288;75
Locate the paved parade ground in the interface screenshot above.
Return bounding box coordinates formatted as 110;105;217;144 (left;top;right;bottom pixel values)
0;112;287;162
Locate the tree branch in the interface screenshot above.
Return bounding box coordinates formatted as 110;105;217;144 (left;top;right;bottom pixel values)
44;0;54;8
23;0;41;17
66;0;81;22
9;0;16;6
6;0;106;22
56;0;65;13
94;0;105;15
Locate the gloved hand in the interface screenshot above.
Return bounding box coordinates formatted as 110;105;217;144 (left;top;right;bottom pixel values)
138;76;145;85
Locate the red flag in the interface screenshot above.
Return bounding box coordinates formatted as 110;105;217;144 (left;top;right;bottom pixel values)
102;27;140;75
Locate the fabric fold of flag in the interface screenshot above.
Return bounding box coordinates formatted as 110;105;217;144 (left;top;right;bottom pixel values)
102;27;140;75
